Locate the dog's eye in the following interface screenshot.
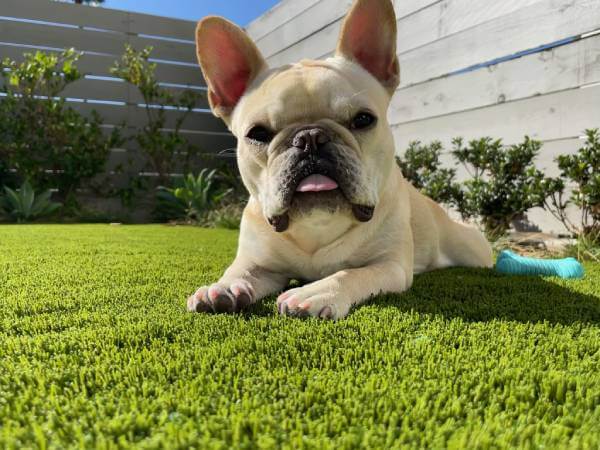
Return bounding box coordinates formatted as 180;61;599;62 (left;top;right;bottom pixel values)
246;125;274;144
351;112;377;130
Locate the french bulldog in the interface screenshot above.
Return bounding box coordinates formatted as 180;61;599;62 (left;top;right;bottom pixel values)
187;0;493;320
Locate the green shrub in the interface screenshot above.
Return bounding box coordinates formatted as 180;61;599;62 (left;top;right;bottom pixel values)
111;46;205;186
0;49;122;202
396;140;463;208
546;129;600;240
155;169;232;222
451;136;563;238
203;202;245;229
1;180;61;222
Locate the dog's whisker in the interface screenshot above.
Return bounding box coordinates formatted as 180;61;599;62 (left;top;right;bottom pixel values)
217;148;238;158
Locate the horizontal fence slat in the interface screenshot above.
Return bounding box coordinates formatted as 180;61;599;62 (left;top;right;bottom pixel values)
253;0;352;59
246;0;322;41
0;18;197;65
110;131;236;154
398;0;600;87
71;103;227;132
0;76;208;108
0;43;205;86
388;35;600;124
2;0;197;42
392;85;600;150
263;0;600;89
252;0;442;61
395;0;540;56
62;78;208;108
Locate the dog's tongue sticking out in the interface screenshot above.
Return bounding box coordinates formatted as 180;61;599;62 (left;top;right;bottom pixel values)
296;174;338;192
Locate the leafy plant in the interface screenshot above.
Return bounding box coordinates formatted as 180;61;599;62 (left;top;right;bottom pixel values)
203;202;245;229
155;169;231;222
451;136;562;238
396;140;463;208
0;49;122;203
546;129;600;241
1;180;61;222
111;46;204;185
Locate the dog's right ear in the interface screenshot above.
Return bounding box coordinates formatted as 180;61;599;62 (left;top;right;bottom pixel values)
196;17;268;122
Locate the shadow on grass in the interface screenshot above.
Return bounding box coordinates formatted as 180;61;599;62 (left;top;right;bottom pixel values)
244;268;600;325
375;268;600;325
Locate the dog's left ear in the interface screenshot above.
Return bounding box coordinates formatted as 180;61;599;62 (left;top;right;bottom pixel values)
336;0;399;94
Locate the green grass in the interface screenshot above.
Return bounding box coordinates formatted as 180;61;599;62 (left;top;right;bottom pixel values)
1;225;599;449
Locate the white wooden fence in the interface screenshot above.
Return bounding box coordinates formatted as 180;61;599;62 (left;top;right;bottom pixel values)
0;0;236;192
247;0;600;234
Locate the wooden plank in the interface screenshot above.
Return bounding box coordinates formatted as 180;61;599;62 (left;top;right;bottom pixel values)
391;85;600;150
398;0;600;87
0;43;205;86
393;0;442;19
0;75;208;108
253;0;442;61
0;18;197;65
71;102;227;132
395;0;540;55
246;0;322;41
62;78;208;108
2;0;196;42
254;0;353;59
264;0;600;88
388;35;600;124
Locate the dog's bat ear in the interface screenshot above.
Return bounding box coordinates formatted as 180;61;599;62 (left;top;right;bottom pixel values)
336;0;399;94
195;17;268;121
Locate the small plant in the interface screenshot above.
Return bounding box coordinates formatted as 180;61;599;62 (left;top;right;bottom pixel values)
451;136;562;238
546;129;600;241
111;46;204;185
155;169;232;222
203;202;245;229
0;49;122;202
1;180;61;222
562;230;600;262
396;140;463;208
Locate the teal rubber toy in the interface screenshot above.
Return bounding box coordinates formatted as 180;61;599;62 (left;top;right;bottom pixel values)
495;249;584;279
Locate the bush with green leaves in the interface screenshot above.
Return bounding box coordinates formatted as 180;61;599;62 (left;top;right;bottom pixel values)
155;169;232;222
1;180;61;223
203;201;245;229
0;49;122;202
111;46;204;186
545;129;600;240
451;136;563;238
396;140;463;208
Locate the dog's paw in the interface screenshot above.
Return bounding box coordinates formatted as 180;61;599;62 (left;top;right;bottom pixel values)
276;283;350;320
187;279;254;314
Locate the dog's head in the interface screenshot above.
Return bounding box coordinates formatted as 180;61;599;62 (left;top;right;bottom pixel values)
196;0;399;232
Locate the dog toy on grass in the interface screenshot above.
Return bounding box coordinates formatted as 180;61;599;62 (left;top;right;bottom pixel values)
495;249;584;279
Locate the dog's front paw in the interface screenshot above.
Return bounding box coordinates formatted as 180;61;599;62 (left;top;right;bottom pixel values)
276;283;350;320
187;279;255;314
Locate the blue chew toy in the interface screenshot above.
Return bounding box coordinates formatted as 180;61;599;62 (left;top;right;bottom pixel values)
495;249;584;279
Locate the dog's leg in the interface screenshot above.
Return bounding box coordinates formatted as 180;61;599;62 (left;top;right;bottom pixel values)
277;260;412;320
187;259;288;314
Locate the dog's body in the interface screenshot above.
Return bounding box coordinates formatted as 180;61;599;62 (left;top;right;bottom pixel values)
188;0;492;319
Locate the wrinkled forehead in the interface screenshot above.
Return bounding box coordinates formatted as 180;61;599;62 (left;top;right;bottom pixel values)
231;57;388;134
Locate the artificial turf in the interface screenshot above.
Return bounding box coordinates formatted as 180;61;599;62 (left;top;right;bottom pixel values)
0;225;599;449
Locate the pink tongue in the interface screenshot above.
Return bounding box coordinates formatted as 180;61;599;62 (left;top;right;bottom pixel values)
296;174;338;192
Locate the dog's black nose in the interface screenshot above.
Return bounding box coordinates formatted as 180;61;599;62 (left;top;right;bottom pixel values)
292;128;330;152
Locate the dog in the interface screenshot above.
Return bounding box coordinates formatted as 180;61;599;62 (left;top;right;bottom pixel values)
187;0;493;320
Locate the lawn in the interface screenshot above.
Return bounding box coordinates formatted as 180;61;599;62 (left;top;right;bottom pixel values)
0;225;599;449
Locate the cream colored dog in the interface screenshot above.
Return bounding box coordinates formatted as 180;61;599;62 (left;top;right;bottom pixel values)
187;0;493;320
